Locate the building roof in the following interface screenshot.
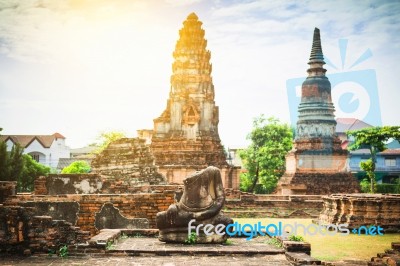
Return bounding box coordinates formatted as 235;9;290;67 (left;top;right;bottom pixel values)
350;148;400;156
71;146;98;155
336;118;372;133
0;133;65;148
349;148;371;155
380;149;400;155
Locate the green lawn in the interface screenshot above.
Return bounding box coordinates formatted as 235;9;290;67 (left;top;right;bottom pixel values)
234;218;400;262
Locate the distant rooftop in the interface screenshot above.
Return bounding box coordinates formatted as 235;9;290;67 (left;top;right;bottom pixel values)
380;148;400;155
0;133;66;148
336;118;372;133
71;146;98;154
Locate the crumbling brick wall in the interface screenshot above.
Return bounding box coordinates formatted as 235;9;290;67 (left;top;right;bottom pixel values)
224;191;323;218
34;175;179;195
318;194;400;231
5;192;175;236
0;181;16;203
0;205;89;254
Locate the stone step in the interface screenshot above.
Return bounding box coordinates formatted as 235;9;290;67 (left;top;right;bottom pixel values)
330;260;367;266
74;237;286;257
285;252;321;265
392;242;400;251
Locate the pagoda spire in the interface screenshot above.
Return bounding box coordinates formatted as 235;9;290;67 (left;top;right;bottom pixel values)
309;28;325;64
170;11;214;101
153;12;221;137
296;27;336;143
276;28;358;195
151;13;229;182
307;28;327;77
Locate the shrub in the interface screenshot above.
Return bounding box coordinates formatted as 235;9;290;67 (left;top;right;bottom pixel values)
61;160;91;174
266;237;283;248
288;235;304;242
58;245;68;258
360;178;370;193
376;183;400;194
184;232;197;245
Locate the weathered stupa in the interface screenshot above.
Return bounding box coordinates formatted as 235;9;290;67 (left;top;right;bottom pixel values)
276;28;360;195
149;13;240;188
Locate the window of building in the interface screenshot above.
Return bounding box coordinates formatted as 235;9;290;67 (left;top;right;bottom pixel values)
384;158;396;167
32;154;40;162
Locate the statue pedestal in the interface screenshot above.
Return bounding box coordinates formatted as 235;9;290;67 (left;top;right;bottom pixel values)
159;226;229;244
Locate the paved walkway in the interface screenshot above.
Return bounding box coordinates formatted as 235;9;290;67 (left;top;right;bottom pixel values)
0;254;291;265
109;237;283;256
0;237;292;265
0;236;369;265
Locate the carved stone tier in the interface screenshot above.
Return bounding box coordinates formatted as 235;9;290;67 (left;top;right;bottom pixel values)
277;172;360;195
91;138;166;185
151;136;227;167
318;194;400;232
285;140;348;175
293;137;346;153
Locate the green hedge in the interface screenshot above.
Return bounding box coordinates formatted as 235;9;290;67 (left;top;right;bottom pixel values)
376;183;400;194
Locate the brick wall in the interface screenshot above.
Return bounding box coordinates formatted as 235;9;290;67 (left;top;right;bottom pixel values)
0;181;16;203
34;175;181;195
318;193;400;231
224;190;323;218
0;205;89;254
5;192;175;236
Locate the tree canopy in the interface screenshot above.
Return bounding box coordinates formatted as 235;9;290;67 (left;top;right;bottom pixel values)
0;136;50;192
239;116;293;194
347;126;400;193
61;160;91;174
19;154;51;192
93;131;126;154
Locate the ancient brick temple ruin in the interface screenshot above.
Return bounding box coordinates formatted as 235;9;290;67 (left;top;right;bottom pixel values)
147;13;240;188
91;138;166;186
276;28;360;195
318;194;400;232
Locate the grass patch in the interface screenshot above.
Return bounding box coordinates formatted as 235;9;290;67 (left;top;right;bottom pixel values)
265;237;283;248
234;218;400;262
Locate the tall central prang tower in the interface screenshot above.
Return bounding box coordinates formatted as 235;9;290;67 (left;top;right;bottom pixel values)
149;13;239;188
276;28;360;195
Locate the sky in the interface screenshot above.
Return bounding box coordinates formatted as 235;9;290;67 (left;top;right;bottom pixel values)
0;0;399;148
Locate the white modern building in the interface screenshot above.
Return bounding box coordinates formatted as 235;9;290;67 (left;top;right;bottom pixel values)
1;133;70;169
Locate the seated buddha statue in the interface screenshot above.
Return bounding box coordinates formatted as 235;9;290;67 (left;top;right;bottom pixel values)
156;166;233;243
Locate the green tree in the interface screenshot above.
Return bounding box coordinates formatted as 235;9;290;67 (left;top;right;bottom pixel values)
0;140;10;181
61;160;91;174
0;128;50;192
93;131;126;154
239;116;293;194
18;154;50;192
9;144;24;182
347;126;400;193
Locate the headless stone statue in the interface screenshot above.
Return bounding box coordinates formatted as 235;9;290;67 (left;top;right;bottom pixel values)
156;166;233;243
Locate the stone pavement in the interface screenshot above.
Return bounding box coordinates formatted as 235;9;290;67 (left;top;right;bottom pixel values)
0;254;291;265
0;237;292;265
0;236;370;265
109;237;283;256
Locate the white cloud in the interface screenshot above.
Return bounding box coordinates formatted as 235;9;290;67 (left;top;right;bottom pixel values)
164;0;202;7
